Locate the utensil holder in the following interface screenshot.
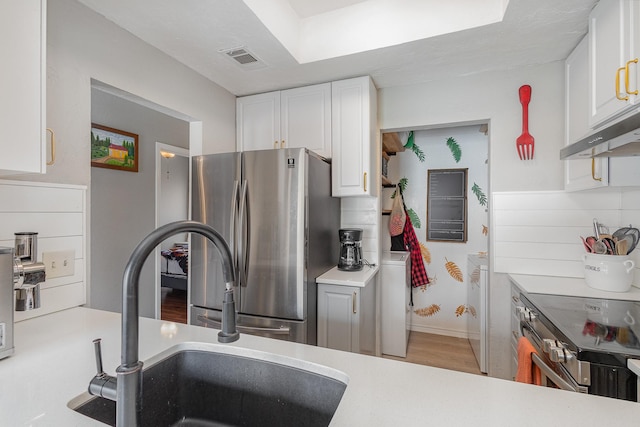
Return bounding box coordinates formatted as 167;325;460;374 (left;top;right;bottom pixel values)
583;253;635;292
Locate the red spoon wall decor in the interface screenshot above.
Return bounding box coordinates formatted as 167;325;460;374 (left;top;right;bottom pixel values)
516;85;534;160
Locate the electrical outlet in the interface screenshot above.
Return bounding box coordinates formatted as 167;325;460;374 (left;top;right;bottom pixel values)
43;250;75;279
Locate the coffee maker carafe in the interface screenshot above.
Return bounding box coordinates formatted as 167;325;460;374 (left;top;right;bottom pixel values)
338;229;363;271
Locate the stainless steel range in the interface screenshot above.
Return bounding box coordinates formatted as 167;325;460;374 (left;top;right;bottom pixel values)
519;292;640;401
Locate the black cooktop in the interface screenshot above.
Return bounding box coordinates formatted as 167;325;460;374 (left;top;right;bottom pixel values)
525;293;640;358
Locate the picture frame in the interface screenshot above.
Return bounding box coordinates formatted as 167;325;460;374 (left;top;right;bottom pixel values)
91;123;139;172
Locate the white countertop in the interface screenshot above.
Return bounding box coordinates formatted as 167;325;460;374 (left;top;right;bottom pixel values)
509;274;640;301
3;307;640;426
317;265;378;287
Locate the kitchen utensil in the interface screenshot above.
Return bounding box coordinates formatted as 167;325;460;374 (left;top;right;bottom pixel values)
581;236;594;253
617;238;629;256
593;239;608;254
613;227;639;254
586;236;597;252
593;218;600;240
602;237;615;254
516;85;534;160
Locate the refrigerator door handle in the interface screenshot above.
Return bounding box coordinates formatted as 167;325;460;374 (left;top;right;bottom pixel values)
230;180;239;271
237;179;249;288
196;315;291;335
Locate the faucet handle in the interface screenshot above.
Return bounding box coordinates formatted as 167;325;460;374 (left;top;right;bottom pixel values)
93;338;105;375
88;338;117;401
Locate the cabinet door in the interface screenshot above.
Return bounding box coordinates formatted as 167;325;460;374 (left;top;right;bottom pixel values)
236;91;280;151
281;83;331;158
317;284;359;352
565;36;610;190
0;0;46;175
331;76;378;197
589;0;634;127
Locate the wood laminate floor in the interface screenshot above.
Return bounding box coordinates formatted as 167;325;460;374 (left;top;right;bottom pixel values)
161;287;187;324
161;287;482;375
383;331;484;376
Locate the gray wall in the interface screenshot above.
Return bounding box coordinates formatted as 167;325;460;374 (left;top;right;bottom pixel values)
91;88;188;317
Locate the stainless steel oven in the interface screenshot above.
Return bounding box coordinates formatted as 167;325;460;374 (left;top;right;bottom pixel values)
519;293;639;401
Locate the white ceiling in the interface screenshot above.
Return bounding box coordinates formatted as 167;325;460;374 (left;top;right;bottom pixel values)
76;0;597;96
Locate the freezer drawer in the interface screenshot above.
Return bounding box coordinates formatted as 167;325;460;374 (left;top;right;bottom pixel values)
191;306;308;343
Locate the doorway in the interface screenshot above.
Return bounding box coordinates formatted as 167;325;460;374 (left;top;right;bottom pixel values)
380;123;490;374
155;142;190;323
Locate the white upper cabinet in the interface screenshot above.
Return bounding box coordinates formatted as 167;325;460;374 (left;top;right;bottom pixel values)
589;0;640;127
565;36;609;190
236;91;281;152
331;76;378;197
565;32;640;191
0;0;47;175
236;83;331;158
281;84;331;157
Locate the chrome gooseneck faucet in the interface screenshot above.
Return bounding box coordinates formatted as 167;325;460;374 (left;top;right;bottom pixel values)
88;220;239;426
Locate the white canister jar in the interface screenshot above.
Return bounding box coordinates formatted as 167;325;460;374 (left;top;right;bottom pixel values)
583;253;635;292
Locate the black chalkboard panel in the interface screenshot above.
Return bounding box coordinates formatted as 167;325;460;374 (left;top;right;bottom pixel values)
427;169;467;242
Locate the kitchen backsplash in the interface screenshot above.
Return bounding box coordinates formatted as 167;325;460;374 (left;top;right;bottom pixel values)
340;196;380;266
0;180;87;321
494;189;639;285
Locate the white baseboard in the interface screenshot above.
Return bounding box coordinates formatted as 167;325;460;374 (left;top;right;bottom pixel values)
410;324;469;340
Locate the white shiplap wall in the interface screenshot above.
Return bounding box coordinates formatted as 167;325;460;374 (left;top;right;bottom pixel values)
0;180;87;321
493;190;637;280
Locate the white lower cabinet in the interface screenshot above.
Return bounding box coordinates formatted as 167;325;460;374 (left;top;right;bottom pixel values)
317;271;377;355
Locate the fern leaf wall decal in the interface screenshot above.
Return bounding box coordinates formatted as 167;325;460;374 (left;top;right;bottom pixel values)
471;183;487;206
419;242;431;264
446;137;462;163
414;304;441;317
445;258;464;282
407;208;421;228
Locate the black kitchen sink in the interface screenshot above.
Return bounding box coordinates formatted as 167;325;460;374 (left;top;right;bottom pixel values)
69;346;347;427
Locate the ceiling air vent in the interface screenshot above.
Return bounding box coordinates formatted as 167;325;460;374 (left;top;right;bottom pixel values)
219;46;267;70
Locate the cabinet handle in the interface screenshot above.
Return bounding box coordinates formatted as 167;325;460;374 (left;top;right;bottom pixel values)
46;128;56;166
274;141;278;149
352;291;357;314
591;158;602;182
511;295;520;304
280;140;285;149
363;172;367;192
512;330;519;340
616;67;630;101
625;58;639;95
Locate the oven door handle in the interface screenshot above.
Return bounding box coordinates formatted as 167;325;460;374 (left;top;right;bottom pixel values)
531;353;579;392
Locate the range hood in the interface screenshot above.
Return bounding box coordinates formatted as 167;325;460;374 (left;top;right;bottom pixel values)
560;109;640;159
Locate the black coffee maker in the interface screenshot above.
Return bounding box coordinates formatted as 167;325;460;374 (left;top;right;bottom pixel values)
338;229;363;271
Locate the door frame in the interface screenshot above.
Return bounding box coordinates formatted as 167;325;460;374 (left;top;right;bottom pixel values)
154;142;190;319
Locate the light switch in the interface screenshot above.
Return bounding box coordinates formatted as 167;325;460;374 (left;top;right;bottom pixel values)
43;250;75;279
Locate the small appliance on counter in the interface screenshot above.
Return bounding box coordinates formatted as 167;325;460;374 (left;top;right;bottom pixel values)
0;247;15;360
338;228;363;271
13;232;45;311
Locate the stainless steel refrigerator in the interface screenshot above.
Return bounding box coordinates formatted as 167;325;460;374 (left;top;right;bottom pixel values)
190;148;340;345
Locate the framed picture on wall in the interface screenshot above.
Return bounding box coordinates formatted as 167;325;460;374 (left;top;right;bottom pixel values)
90;123;139;172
